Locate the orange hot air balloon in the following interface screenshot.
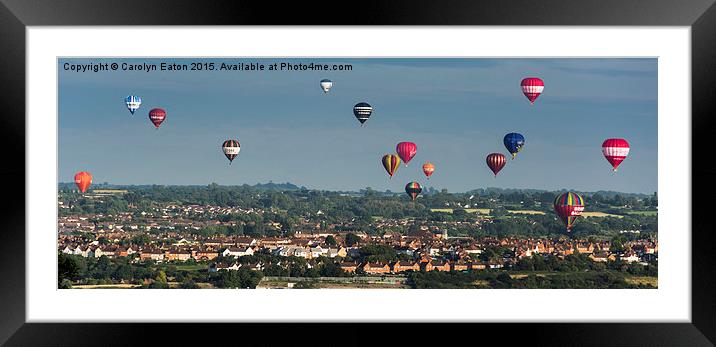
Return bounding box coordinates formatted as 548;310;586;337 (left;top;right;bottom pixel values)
74;171;92;193
422;162;435;179
382;154;401;179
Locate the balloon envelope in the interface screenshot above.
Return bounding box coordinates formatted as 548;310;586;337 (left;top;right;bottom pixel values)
382;154;401;178
353;102;373;125
396;142;417;166
74;171;92;193
602;138;630;171
486;153;507;176
422;162;435;179
553;192;585;231
222;139;241;164
405;181;422;201
125;95;142;115
503;133;525;159
521;77;544;104
148;108;166;128
320;79;333;93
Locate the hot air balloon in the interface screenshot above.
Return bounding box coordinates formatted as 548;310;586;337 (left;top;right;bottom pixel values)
486;153;506;176
353;102;372;126
521;77;544;104
320;79;333;93
148;108;166;129
422;162;435;179
553;192;585;232
396;142;417;166
74;171;92;193
125;95;142;115
503;133;525;159
602;138;630;171
222;139;241;165
405;181;422;201
382;154;401;179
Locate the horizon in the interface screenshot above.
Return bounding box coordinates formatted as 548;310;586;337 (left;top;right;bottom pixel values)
57;181;655;196
59;58;657;194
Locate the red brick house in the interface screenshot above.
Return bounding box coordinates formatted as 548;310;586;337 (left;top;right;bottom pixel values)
391;261;421;273
361;262;391;274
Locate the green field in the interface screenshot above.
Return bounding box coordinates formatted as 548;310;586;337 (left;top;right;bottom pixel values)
163;263;209;271
430;208;490;214
626;210;658;216
625;276;658;287
582;211;623;218
508;210;545;215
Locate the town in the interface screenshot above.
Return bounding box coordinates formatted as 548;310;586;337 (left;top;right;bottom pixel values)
57;183;658;289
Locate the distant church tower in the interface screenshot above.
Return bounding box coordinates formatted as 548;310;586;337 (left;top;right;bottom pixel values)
442;230;448;240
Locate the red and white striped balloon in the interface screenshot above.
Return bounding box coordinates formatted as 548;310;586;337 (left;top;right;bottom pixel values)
486;153;507;177
602;138;630;171
521;77;544;104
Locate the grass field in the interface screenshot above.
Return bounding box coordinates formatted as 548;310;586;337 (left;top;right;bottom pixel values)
72;284;140;289
581;211;623;218
430;208;490;214
626;210;658;216
167;263;208;271
91;189;128;194
508;210;546;215
625;276;658;287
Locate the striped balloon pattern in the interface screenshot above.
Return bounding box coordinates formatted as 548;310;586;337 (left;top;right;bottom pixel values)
382;154;401;179
553;192;585;231
602;138;630;171
125;95;142;115
396;142;417;166
148;108;166;129
222;139;241;165
74;171;93;193
353;102;373;125
486;153;507;176
405;181;422;201
520;77;544;104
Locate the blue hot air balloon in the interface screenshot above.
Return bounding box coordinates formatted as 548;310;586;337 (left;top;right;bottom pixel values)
125;95;142;115
503;133;525;159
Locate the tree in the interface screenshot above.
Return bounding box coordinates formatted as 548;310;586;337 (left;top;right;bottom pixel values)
345;233;361;247
58;253;80;285
325;235;337;246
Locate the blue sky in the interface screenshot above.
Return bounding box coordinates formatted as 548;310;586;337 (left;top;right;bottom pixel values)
58;58;657;194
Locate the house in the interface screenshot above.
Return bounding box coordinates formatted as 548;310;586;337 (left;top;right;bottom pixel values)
61;245;74;254
94;246;115;258
192;250;219;261
235;237;257;246
245;262;264;271
222;246;254;258
589;251;616;262
464;244;482;255
426;260;451;272
210;262;240;272
452;260;471;271
620;252;641;263
471;263;487;270
309;246;327;259
165;249;192;262
339;262;359;273
488;261;504;269
325;247;347;258
391;261;421;273
140;249;165;262
361;262;391;274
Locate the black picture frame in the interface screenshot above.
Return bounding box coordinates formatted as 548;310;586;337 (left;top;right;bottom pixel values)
1;0;715;345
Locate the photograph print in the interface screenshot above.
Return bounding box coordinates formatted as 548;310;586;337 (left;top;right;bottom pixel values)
57;58;658;290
